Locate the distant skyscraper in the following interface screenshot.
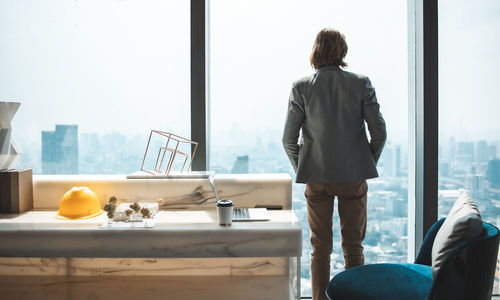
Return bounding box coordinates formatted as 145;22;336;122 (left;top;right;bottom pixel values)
487;159;500;188
449;137;456;162
488;144;497;160
465;175;486;199
231;155;249;173
42;125;78;174
380;143;401;177
476;141;489;162
80;132;100;154
392;198;406;218
456;141;474;163
381;145;394;177
476;141;495;163
439;162;451;177
395;145;401;177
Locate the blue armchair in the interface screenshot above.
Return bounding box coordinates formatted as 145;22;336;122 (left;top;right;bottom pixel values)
326;218;499;300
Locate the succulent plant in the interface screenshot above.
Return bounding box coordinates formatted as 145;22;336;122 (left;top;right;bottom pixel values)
130;202;141;213
108;196;118;204
103;203;116;213
104;196;118;220
140;207;152;219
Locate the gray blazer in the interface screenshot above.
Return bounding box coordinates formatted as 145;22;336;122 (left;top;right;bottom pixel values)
282;65;386;184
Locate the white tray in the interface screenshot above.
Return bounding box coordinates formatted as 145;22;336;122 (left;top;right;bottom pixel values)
99;211;162;228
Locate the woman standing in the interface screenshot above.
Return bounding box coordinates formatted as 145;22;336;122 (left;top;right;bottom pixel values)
282;28;387;300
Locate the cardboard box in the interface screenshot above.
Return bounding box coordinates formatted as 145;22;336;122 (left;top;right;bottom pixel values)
0;169;33;213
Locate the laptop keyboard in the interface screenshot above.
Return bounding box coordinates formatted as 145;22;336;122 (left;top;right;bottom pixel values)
233;208;250;221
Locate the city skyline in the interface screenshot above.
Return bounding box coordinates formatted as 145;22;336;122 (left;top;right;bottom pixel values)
19;125;500;175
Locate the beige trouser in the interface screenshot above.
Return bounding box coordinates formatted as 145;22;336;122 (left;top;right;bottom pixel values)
305;180;368;300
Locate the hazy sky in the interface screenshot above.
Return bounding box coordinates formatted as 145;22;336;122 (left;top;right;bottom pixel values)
438;0;500;141
1;0;499;152
210;0;408;146
1;0;191;143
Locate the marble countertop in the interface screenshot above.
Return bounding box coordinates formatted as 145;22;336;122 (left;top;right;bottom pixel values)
0;210;302;258
32;173;293;210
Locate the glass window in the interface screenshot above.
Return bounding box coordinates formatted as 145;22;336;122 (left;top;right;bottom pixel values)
1;0;190;174
438;0;500;293
209;0;408;295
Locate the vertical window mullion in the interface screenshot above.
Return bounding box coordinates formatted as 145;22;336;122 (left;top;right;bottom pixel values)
191;0;208;171
408;0;438;261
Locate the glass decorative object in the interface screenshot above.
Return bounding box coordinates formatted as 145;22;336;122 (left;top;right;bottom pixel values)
0;102;22;170
140;130;198;175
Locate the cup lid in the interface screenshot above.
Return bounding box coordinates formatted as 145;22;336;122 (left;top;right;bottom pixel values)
216;199;233;207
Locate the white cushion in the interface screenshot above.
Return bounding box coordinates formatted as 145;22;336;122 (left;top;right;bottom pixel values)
431;190;483;278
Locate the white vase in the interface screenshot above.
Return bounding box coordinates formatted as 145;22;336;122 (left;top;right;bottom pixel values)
0;102;22;170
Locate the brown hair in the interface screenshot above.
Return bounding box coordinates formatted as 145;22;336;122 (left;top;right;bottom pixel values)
310;28;348;69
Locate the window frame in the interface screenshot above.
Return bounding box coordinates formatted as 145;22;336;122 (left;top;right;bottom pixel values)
407;0;438;261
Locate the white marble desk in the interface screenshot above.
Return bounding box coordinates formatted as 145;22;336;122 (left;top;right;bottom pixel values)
0;210;302;300
0;210;301;258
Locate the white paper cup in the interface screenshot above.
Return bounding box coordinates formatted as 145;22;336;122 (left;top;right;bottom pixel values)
216;199;234;226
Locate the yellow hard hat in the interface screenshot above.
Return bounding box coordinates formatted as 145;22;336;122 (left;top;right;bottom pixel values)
56;187;103;220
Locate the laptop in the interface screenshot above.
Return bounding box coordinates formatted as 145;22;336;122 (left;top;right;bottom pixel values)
233;207;270;222
205;173;270;222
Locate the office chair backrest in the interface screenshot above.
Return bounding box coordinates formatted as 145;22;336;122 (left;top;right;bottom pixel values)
428;222;499;300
